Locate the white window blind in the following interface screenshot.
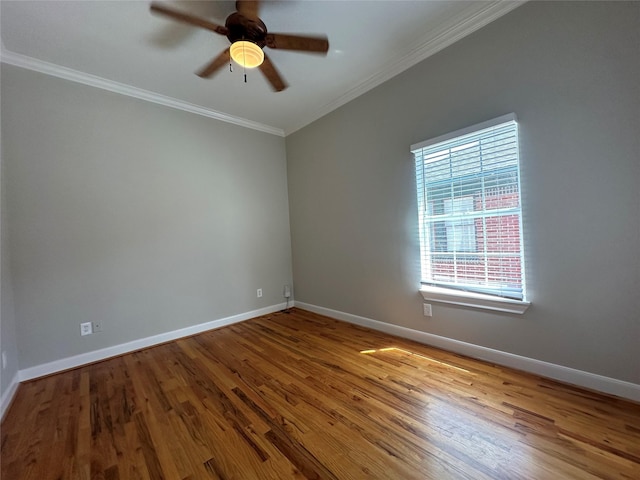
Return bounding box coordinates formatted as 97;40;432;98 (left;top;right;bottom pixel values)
412;114;527;301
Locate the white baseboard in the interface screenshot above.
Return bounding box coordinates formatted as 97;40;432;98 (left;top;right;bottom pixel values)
18;303;288;383
295;302;640;403
7;300;638;413
1;371;20;420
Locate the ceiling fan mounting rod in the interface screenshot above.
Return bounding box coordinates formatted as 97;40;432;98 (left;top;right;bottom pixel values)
225;13;267;48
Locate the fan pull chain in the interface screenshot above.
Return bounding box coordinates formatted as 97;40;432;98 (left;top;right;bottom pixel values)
242;40;248;83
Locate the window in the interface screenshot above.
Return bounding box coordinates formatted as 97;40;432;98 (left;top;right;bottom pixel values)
412;114;529;312
440;196;476;253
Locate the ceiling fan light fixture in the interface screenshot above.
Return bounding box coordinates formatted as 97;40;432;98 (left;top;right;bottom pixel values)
230;41;264;68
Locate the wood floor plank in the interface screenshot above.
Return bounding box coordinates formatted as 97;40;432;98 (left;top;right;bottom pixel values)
2;308;640;479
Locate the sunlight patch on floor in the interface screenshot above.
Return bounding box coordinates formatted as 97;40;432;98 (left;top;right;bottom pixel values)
360;347;470;373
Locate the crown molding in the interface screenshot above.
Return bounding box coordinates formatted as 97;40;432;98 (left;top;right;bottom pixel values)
1;1;523;138
284;1;526;136
0;48;285;137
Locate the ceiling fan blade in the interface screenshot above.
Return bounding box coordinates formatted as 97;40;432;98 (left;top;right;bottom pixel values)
196;49;231;78
265;33;329;53
150;2;229;36
259;54;288;92
236;0;260;20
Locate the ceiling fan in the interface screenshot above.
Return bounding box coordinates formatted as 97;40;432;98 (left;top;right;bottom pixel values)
150;0;329;92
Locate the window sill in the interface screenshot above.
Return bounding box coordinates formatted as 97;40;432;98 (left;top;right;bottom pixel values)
419;285;530;314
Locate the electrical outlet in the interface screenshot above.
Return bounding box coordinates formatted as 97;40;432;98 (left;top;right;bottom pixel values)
257;288;263;298
93;321;102;333
80;322;93;336
423;303;432;317
283;285;291;298
2;351;7;370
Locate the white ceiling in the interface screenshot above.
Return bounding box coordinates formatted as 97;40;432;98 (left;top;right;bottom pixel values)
1;1;522;136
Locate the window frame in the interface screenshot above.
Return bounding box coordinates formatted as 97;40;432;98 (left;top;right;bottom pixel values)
412;113;530;314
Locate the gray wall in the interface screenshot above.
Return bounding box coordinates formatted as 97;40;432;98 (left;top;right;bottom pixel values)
2;1;638;390
286;2;640;383
2;64;292;369
1;123;20;398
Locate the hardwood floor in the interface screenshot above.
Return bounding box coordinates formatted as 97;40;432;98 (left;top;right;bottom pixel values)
2;308;639;479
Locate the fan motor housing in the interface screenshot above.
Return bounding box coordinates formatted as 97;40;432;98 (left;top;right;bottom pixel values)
225;12;267;47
